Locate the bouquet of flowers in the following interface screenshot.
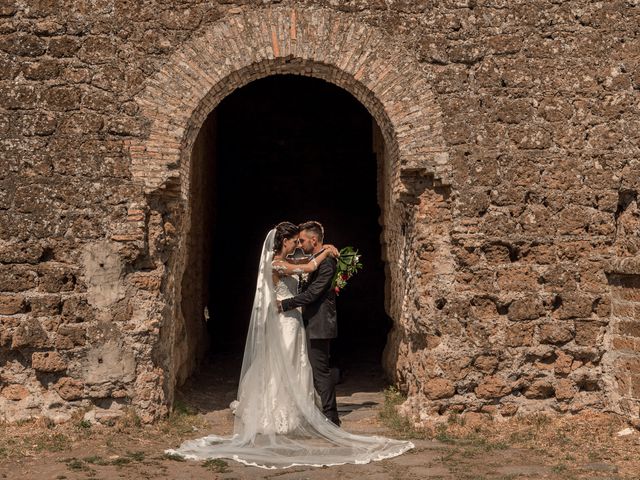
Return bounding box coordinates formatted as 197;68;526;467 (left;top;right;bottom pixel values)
332;246;363;295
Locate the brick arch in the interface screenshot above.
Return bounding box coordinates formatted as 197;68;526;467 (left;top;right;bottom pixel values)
125;6;456;410
127;7;451;199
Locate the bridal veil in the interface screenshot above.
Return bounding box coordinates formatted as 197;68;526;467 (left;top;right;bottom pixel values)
165;229;414;468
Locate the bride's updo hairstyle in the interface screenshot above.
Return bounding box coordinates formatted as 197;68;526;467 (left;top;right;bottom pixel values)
273;221;300;253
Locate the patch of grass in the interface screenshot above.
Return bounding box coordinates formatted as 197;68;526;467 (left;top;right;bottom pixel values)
110;457;131;466
447;412;465;426
378;386;428;440
508;429;534;444
551;463;567;474
164;452;186;462
126;450;145;461
33;432;70;452
173;399;197;416
160;400;208;436
202;458;230;473
436;448;458;463
83;455;108;466
77;420;92;430
435;424;457;444
113;408;143;431
464;434;508;452
65;458;86;471
587;449;603;461
531;413;551;430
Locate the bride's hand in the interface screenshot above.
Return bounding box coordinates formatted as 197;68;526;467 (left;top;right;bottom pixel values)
324;244;340;257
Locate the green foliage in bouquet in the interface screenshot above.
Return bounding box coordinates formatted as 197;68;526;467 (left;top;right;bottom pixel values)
332;246;363;295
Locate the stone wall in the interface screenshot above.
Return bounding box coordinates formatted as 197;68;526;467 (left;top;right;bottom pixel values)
1;0;639;423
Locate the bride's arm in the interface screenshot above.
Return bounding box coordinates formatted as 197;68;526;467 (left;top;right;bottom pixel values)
273;247;336;276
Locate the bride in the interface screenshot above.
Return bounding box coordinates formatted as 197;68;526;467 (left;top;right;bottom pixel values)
165;222;414;468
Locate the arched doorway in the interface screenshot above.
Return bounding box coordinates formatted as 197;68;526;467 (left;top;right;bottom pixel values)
185;74;391;390
126;7;452;419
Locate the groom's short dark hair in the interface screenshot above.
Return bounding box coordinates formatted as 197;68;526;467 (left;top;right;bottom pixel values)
299;221;324;242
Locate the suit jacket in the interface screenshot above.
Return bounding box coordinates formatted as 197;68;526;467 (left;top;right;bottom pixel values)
281;256;337;339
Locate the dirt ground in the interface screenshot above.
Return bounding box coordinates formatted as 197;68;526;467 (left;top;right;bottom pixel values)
1;357;639;480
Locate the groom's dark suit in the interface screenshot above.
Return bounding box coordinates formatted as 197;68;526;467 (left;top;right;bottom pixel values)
280;255;339;425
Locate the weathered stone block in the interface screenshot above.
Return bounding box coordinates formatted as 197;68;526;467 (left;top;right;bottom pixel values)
14;111;58;136
61;296;93;323
42;86;82;111
0;295;25;315
539;322;574;345
475;375;511;399
0;265;37;292
507;296;544;321
554;351;574;376
424;378;456;400
29;295;61;315
0;32;46;56
55;324;86;348
1;384;29;401
539;265;579;290
556;292;593;319
574;321;604;346
481;243;511;264
23;59;61;81
505;322;534;347
54;377;84;401
615;372;631;396
0;84;38;110
33;19;65;36
37;263;76;293
0;241;44;264
128;272;162;291
59;112;105;135
616;285;640;303
611;336;640;354
592;296;611;317
614;357;640;375
611;301;634;318
630;375;640;398
497;266;540;291
48;36;81;58
494;97;534;124
555;378;578;401
473;354;499;374
618;320;640;338
524;379;554;399
11;317;49;349
78;36;117;64
470;296;498;320
32;351;66;372
498;403;519;417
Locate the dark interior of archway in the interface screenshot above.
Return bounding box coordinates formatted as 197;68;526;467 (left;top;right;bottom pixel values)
192;74;390;390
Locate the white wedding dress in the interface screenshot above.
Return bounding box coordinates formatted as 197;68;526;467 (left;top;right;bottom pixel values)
165;229;414;468
233;270;318;434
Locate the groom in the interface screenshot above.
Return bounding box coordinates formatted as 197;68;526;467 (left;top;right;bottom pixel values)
278;221;340;427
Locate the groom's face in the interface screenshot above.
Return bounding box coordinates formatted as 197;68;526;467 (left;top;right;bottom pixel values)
298;230;317;254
